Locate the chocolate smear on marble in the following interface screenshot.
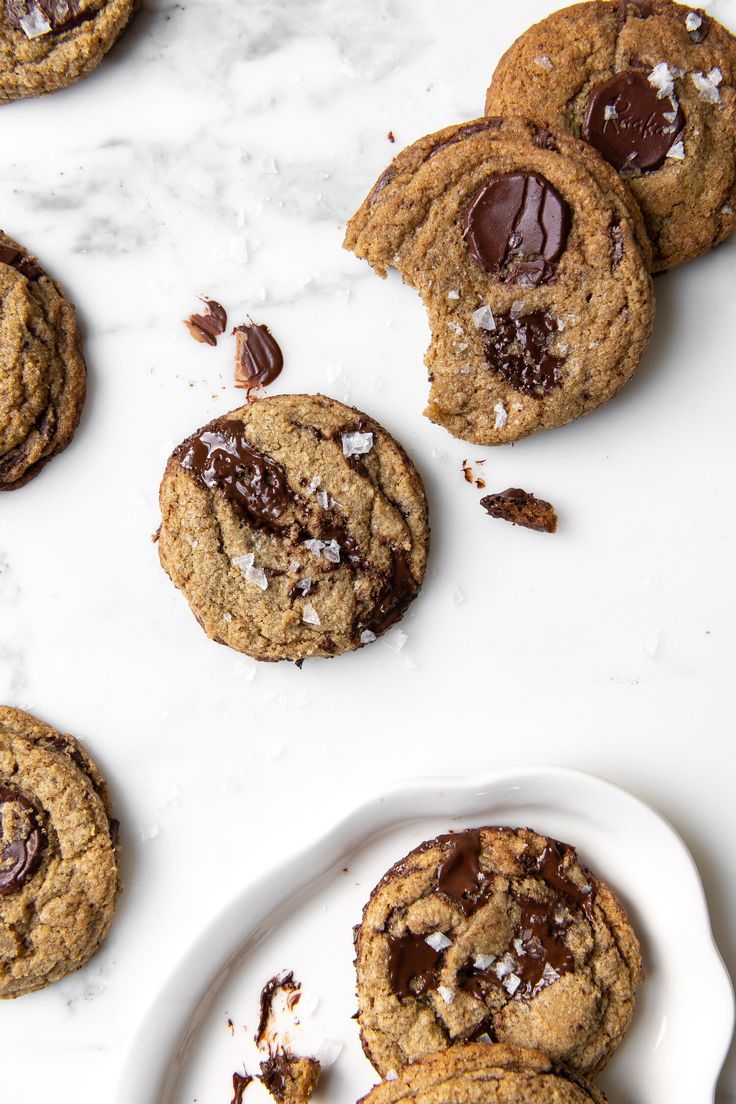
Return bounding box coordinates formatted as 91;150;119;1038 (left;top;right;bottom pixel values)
481;488;558;534
582;70;685;173
482;311;563;397
184;297;228;346
464;172;571;287
256;971;300;1047
0;786;45;896
231;1072;253;1104
387;932;441;998
177;419;295;532
234;321;284;393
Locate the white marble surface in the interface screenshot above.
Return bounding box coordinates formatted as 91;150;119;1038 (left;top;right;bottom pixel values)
1;0;735;1100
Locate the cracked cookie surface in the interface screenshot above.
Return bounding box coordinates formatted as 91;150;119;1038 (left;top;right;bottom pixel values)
344;117;654;446
355;827;642;1078
485;0;736;270
0;231;86;491
1;0;138;103
357;1044;606;1104
158;394;429;663
0;706;119;999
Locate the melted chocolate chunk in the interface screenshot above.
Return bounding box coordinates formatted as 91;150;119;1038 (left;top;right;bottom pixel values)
369;166;397;207
436;830;489;916
177;420;295;531
387;932;441;998
0;245;44;280
259;1054;290;1100
464;172;571;287
360;550;418;636
5;0;82;35
522;838;594;919
510;895;575;991
481;311;562;397
184;297;228;346
0;786;44;896
481;488;558;534
234;321;284;392
466;1018;497;1043
617;0;653;25
457;958;501;1000
232;1072;253;1104
426;118;503;161
533;125;559;152
582;70;685;173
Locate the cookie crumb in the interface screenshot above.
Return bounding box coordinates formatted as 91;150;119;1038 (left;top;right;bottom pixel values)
481;488;558;533
387;130;396;143
232;1072;253;1104
184;297;227;346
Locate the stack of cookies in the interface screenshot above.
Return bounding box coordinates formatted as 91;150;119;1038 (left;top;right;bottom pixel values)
352;826;643;1104
344;0;736;446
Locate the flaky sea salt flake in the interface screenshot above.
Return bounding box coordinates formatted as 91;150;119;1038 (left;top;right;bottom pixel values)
667;139;686;160
448;289;460;300
342;431;374;458
19;6;52;38
322;540;341;564
504;973;522;996
426;931;452;952
534;55;553;70
494;954;516;979
447;320;464;336
685;11;703;31
472;305;496;331
648;62;676;100
437;986;454;1004
360;629;377;645
302;603;321;626
474;953;496;970
386;1070;399;1082
494;402;508;430
604;105;619;121
691;68;722;103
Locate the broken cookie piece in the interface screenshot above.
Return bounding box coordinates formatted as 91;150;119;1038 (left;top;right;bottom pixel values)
481;488;557;533
260;1053;321;1104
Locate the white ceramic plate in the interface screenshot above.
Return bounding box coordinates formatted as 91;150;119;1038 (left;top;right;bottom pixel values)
119;769;734;1104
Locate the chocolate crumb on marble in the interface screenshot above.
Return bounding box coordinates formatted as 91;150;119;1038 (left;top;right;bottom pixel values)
234;320;284;393
184;297;228;346
481;488;558;533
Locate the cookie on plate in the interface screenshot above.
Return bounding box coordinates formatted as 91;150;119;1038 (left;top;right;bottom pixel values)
344;117;654;446
0;706;120;999
355;826;642;1078
0;231;86;491
357;1044;606;1104
158;394;429;663
485;1;736;271
0;0;138;103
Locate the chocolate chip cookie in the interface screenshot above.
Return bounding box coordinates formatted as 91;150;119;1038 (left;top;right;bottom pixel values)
158;395;429;663
355;827;642;1078
0;706;120;998
358;1044;606;1104
1;0;138;103
344;117;654;446
485;1;736;271
0;231;86;491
